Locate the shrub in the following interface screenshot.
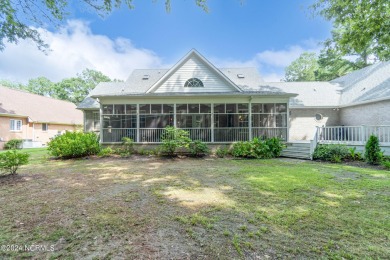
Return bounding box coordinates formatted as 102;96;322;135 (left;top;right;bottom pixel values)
215;147;230;158
4;139;23;150
265;137;285;157
160;126;191;157
0;150;29;175
98;147;113;157
189;140;209;157
313;144;349;163
365;135;383;165
231;137;284;159
47;131;100;159
382;161;390;171
348;147;363;161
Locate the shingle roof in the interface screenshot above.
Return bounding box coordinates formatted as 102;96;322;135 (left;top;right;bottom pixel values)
252;82;342;107
331;61;390;105
0;86;83;124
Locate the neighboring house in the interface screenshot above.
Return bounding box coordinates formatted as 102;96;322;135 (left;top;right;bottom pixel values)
0;86;83;149
77;49;390;156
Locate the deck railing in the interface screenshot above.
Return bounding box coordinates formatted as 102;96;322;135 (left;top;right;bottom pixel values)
317;125;390;144
102;128;137;143
102;127;287;143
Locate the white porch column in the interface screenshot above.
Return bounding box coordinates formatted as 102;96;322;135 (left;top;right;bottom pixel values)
286;102;290;142
248;98;252;141
99;105;103;143
173;104;177;127
136;104;140;143
211;103;214;142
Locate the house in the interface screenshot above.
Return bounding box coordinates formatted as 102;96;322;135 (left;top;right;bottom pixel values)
0;86;83;149
78;49;390;157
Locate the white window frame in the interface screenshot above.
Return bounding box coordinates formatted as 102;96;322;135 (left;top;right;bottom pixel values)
10;119;22;131
42;123;48;132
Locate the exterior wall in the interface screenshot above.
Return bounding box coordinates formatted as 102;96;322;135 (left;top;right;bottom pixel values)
340;100;390;126
0;115;79;149
155;56;237;93
0;116;29;141
289;108;340;141
31;123;77;144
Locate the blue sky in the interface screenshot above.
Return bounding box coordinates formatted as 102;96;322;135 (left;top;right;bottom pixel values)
0;0;332;83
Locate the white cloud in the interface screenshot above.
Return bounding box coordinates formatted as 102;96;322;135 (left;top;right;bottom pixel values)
212;43;322;82
0;20;163;83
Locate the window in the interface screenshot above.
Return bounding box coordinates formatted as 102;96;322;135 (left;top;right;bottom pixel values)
10;119;22;131
315;113;323;121
93;112;100;130
42;123;48;131
184;78;204;88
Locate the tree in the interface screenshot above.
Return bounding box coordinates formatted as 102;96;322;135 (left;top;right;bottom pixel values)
284;52;319;82
311;0;390;63
0;0;208;52
25;77;56;96
315;48;360;81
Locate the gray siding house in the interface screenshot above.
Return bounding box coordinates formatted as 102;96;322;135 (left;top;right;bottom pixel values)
78;49;390;158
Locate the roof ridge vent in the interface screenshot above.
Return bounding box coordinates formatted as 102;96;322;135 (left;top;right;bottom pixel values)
237;74;245;79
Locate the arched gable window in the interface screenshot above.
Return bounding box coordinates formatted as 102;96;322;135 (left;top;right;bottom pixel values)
184;78;204;88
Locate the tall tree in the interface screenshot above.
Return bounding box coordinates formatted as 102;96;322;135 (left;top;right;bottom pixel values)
311;0;390;63
284;52;319;82
0;0;208;51
25;77;56;96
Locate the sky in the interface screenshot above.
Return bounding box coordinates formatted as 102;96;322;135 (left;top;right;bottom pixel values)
0;0;332;83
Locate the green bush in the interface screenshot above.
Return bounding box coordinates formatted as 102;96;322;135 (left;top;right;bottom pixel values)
313;144;349;163
160;126;191;157
382;161;390;171
47;131;100;159
365;135;383;165
231;137;284;159
189;140;209;157
215;147;230;158
98;147;113;157
348;147;363;161
0;150;29;175
4;139;23;150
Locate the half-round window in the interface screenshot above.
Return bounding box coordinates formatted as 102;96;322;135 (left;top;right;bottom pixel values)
184;78;204;88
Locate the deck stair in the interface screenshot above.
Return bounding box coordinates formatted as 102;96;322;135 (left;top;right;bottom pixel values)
281;142;312;160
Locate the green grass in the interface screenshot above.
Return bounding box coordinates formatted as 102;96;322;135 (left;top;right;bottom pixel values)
0;155;389;259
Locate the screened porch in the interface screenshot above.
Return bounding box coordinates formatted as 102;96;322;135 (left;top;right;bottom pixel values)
101;103;288;143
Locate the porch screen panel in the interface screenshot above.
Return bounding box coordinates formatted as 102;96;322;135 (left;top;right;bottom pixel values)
214;103;249;142
139;104;174;143
176;103;212;142
102;104;137;143
252;103;287;140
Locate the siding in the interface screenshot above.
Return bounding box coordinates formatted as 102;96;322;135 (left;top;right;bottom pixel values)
289;108;340;141
155;56;238;93
340;100;390;126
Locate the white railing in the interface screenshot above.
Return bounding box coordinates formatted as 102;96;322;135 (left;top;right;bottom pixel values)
102;127;289;143
252;127;287;141
317;125;390;144
214;128;249;142
139;128;165;143
102;128;137;143
181;128;212;142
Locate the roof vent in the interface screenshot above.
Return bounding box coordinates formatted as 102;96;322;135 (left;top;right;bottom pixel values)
142;75;150;80
237;74;245;79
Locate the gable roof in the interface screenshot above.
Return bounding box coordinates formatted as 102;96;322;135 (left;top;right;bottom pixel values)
0;86;83;125
146;49;242;93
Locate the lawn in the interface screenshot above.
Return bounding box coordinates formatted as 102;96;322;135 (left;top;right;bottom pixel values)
0;149;389;259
